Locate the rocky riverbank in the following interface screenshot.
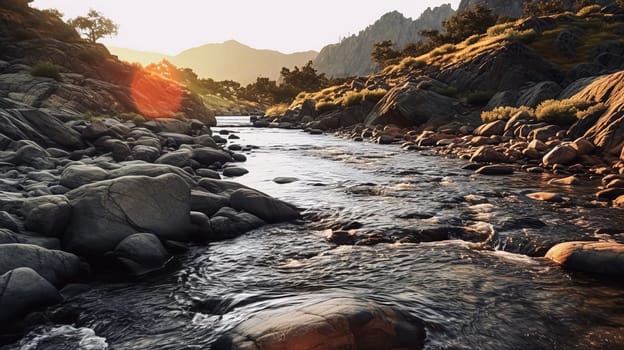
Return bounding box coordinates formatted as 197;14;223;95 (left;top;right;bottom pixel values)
0;105;303;339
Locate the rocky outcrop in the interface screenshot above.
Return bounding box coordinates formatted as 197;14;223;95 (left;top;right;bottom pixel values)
364;81;466;127
432;42;561;92
567;71;624;156
314;6;455;77
212;296;426;350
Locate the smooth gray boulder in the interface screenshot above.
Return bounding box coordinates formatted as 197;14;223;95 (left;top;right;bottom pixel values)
208;207;265;240
0;244;81;286
155;149;193;168
21;195;72;237
191;190;229;216
212;296;426;350
111;233;172;276
230;189;299;223
108;163;196;187
0;229;60;249
193;147;234;166
0;267;61;324
60;165;109;189
222;167;249;177
64;174;192;256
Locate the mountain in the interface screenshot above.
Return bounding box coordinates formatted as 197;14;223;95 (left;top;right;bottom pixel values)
313;5;455;78
457;0;612;17
109;41;318;85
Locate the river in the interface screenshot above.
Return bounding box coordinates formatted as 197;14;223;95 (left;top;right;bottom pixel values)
5;116;624;349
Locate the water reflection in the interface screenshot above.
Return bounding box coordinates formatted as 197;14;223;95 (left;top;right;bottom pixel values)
6;119;624;350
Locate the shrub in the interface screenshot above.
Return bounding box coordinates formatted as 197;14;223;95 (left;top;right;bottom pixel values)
524;0;566;17
119;112;145;123
576;5;602;17
535;99;594;126
463;34;483;45
265;103;289;117
430;43;456;57
576;102;606;120
316;101;339;113
501;28;538;43
31;62;62;81
487;22;516;36
399;57;426;70
340;88;388;107
481;106;533;123
464;91;495;105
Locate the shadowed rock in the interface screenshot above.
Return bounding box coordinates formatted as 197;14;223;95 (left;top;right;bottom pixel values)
230;189;300;223
0;267;61;324
64;174;191;256
0;244;81;286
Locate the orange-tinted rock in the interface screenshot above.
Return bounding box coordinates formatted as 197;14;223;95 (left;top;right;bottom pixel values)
546;241;624;276
527;192;563;202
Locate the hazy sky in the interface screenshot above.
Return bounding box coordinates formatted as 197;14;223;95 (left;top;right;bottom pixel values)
31;0;461;55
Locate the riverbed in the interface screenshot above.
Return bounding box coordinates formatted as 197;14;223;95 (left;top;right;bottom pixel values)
6;117;624;350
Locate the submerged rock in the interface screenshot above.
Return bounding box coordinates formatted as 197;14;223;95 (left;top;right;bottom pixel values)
230;189;300;223
212;296;426;350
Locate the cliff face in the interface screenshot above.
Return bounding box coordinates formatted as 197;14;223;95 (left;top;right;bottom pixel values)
313;5;455;78
0;2;214;124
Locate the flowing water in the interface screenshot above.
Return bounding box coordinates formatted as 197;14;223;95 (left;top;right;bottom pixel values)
5;116;624;350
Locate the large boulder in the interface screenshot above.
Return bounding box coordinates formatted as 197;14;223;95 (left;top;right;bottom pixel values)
20;195;72;237
64;174;192;256
60;165;109;189
364;82;465;127
474;120;505;136
470;146;508;163
546;241;624;277
0;267;61;324
212;296;426;350
542;144;577;166
110;233;172;276
0;244;81;286
193;147;234;166
230;189;300;223
108;163;196;187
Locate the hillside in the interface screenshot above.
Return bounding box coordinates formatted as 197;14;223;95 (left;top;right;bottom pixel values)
312;5;455;78
264;5;624;162
110;40;318;85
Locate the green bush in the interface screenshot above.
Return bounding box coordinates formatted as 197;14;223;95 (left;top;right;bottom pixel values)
31;62;62;81
535;99;593;126
481;106;533;122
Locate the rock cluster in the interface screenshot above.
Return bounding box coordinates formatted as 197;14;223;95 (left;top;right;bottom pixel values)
0;98;299;329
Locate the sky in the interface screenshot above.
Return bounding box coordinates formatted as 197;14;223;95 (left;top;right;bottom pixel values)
31;0;461;55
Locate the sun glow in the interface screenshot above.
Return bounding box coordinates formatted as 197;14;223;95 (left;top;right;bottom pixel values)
130;61;184;118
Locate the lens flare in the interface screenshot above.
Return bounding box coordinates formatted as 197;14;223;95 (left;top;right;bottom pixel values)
130;61;184;118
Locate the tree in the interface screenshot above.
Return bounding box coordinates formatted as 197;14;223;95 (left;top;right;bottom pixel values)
69;9;118;43
442;4;497;43
371;40;401;68
523;0;566;17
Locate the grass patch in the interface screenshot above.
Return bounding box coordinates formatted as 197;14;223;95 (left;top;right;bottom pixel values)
340;88;388;107
31;61;62;81
535;99;595;126
316;101;339;113
481;106;533;123
501;28;538;43
487;22;516;36
430;43;456;57
265;103;290;117
577;5;602;17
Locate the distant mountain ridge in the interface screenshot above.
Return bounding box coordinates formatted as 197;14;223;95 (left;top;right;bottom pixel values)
312;4;455;78
109;40;318;85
